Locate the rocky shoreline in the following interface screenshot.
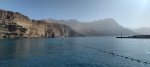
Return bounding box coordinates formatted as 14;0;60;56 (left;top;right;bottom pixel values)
0;9;83;39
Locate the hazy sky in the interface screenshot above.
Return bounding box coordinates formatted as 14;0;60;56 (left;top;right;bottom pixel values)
0;0;150;28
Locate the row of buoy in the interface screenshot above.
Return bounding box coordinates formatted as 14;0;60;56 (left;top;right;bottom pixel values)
81;45;150;64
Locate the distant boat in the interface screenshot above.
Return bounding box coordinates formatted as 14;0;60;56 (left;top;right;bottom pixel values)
61;36;65;39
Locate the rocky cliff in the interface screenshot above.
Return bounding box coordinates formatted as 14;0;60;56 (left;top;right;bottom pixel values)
0;9;82;39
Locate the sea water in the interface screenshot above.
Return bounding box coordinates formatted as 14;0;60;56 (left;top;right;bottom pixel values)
0;37;150;67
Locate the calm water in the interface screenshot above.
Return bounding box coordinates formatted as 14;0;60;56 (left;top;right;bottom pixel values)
0;37;150;67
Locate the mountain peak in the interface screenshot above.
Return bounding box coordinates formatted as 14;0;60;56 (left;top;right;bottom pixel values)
103;18;118;24
93;18;119;27
0;9;30;22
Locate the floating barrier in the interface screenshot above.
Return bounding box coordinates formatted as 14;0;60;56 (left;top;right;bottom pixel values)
81;45;150;64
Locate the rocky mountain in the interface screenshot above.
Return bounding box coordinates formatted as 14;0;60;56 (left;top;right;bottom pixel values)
43;18;138;36
132;27;150;35
0;9;82;39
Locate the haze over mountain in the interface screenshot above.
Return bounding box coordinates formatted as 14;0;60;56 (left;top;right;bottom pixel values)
43;18;139;36
132;27;150;35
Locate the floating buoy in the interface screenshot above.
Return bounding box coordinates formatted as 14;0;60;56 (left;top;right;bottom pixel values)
131;58;134;60
125;57;128;59
137;60;140;62
81;45;150;64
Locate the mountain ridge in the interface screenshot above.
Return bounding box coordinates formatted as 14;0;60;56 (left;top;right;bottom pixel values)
43;18;139;36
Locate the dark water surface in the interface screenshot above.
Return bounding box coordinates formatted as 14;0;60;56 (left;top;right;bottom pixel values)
0;37;150;67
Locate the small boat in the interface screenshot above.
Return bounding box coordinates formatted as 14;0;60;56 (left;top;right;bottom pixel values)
61;36;65;39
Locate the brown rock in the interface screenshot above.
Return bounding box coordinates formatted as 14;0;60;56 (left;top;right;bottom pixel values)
0;9;83;39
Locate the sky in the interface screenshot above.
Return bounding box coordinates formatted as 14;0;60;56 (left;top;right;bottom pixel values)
0;0;150;28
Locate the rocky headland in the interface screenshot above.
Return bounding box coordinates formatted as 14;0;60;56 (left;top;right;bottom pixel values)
0;9;82;39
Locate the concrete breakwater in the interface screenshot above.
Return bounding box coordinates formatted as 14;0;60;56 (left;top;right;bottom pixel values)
116;35;150;39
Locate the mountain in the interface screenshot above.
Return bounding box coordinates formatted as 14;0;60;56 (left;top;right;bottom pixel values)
132;27;150;35
43;18;138;36
0;9;82;39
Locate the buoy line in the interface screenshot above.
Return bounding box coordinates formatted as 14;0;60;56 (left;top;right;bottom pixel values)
81;45;150;64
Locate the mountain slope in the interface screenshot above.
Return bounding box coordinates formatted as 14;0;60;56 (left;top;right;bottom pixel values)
0;9;82;39
43;18;138;36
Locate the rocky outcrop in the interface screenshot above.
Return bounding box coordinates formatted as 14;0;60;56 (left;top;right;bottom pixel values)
0;21;27;38
45;23;81;38
0;9;82;39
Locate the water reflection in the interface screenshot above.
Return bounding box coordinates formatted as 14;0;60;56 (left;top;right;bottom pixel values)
0;37;150;67
0;39;46;60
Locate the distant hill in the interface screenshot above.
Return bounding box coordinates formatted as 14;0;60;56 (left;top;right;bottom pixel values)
43;18;138;36
0;9;82;39
132;27;150;35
